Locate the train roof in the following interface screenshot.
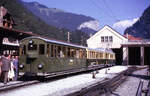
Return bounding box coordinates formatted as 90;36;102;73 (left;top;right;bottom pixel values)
21;36;115;54
86;48;114;54
20;36;87;49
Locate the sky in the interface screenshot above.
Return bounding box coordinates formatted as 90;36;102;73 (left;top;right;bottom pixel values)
22;0;150;34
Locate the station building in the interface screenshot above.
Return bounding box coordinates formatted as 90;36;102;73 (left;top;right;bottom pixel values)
122;39;150;65
87;25;150;66
0;5;34;55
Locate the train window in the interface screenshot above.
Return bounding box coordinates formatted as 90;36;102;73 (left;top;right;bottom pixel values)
83;50;86;58
79;50;83;58
54;45;57;57
22;45;26;54
51;45;54;57
70;48;75;58
62;47;66;58
110;54;113;59
106;53;109;59
47;44;50;57
19;47;22;56
28;44;37;50
76;50;79;58
96;52;98;58
57;46;64;58
100;53;103;59
68;48;70;57
89;51;91;59
39;44;45;55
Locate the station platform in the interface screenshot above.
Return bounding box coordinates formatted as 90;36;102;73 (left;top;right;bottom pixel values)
0;66;129;96
0;66;149;96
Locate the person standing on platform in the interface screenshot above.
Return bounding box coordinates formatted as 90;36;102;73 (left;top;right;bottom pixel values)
1;54;11;84
13;56;18;81
8;55;15;81
0;55;2;78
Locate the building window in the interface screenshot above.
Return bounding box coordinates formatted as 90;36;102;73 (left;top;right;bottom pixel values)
109;36;113;42
105;36;108;42
101;36;113;43
101;36;104;42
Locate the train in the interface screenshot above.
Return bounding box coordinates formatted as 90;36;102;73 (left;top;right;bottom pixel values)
19;36;115;77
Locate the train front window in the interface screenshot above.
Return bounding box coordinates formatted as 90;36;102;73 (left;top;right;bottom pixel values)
22;45;26;54
28;44;37;50
39;44;45;55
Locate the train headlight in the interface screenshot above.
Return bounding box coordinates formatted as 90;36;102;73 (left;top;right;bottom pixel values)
19;64;24;69
38;64;43;69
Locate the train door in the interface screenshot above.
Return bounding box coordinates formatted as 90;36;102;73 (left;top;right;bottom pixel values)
26;58;36;73
26;41;38;74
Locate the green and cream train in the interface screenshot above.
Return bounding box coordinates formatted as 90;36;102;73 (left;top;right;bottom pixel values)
19;36;115;77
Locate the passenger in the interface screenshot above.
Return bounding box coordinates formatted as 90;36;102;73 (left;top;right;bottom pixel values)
60;51;64;58
8;55;15;81
1;54;11;84
0;55;2;79
13;56;18;81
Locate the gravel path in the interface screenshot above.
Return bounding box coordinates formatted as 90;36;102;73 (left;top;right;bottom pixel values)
107;68;149;96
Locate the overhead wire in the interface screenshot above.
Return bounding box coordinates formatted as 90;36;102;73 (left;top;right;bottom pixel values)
89;0;120;22
102;0;120;22
88;0;106;25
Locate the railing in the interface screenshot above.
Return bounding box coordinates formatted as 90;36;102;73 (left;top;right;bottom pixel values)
136;79;143;96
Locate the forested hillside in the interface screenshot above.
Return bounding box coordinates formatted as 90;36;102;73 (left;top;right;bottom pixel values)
124;6;150;39
0;0;89;45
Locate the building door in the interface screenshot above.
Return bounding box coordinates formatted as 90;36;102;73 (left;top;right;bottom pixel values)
144;47;150;65
112;48;123;65
129;47;140;65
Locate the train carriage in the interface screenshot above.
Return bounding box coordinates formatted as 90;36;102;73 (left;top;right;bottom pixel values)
19;36;87;76
19;36;115;77
86;48;115;69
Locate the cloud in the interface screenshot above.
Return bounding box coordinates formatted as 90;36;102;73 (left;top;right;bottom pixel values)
112;18;139;34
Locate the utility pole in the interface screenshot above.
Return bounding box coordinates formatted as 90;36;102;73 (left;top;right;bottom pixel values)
81;35;84;46
0;6;3;27
67;31;70;43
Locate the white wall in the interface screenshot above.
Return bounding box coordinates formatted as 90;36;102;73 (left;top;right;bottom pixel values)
87;26;128;49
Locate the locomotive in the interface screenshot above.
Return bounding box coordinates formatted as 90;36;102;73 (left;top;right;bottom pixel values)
19;36;115;77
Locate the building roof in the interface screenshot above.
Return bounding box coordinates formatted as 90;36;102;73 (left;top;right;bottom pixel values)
124;34;142;41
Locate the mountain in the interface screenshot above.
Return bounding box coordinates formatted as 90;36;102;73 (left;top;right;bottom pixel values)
124;6;150;39
0;0;68;40
0;0;89;45
22;1;99;34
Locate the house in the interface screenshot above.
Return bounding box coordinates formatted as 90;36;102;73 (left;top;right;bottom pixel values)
87;25;128;65
0;5;15;28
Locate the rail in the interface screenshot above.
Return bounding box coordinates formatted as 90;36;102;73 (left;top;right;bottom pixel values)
136;79;143;96
0;80;39;92
146;80;150;96
66;67;136;96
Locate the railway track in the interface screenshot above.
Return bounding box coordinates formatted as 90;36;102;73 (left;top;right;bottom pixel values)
66;66;137;96
0;80;39;92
